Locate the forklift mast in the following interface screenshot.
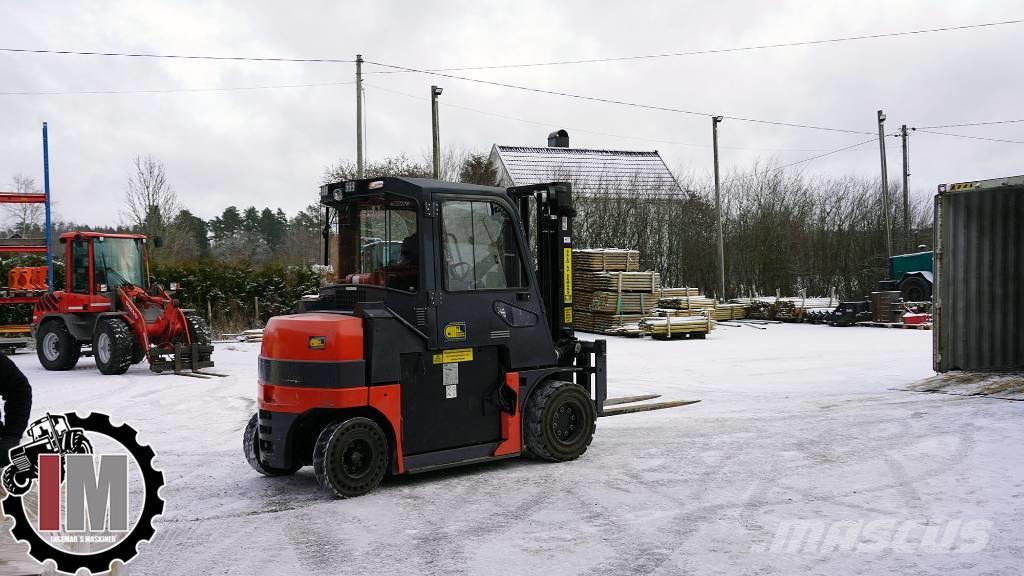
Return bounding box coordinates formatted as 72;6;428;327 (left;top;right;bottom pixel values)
508;182;576;353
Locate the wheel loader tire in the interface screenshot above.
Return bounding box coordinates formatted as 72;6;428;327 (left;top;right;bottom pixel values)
243;413;301;477
184;313;213;345
313;417;388;498
131;342;146;365
900;276;932;302
36;320;81;371
524;380;596;462
184;313;213;362
94;317;134;375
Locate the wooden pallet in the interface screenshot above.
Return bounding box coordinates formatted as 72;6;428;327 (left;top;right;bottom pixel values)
855;321;932;330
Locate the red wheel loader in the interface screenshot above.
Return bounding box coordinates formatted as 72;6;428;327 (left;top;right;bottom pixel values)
31;232;215;375
245;178;695;498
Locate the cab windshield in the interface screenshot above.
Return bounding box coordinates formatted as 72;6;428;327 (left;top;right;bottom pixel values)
94;237;146;288
337;194;418;292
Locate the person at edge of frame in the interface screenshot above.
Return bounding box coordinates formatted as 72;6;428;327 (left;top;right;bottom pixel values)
0;353;32;468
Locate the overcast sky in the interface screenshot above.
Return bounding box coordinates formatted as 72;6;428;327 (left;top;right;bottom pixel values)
1;1;1021;225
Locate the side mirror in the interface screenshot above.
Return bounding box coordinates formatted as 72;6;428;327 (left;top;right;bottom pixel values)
153;236;164;248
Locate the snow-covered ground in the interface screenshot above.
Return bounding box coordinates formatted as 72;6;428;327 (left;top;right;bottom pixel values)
4;324;1023;575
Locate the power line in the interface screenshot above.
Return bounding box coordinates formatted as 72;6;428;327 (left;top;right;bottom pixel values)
365;82;848;153
0;80;356;96
365;60;875;135
914;129;1024;144
720;137;878;185
915;118;1024;129
364;19;1023;74
0;47;354;63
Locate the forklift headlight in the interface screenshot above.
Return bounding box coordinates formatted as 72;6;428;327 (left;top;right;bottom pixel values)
169;282;181;291
97;284;108;292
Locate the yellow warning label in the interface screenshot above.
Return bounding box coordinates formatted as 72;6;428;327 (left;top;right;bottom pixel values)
432;348;474;364
563;247;573;304
564;307;573;324
951;182;975;191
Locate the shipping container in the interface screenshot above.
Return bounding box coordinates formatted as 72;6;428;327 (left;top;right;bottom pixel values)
933;174;1024;372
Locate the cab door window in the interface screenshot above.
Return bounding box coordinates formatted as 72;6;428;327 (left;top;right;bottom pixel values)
69;239;91;294
441;200;526;291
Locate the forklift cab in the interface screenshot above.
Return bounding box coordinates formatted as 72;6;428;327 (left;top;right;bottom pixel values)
319;178;561;364
61;232;148;297
309;177;606;460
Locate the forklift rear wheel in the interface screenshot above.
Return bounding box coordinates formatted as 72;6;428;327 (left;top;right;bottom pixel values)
94;318;134;375
36;320;81;371
243;413;301;477
313;417;389;498
524;380;597;462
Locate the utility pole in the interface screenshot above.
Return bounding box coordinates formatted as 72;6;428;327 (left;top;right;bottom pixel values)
356;54;364;178
876;110;892;259
900;124;910;252
42;122;53;291
712;116;726;301
431;85;443;179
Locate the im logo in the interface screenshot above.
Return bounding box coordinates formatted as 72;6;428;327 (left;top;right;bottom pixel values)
1;412;165;574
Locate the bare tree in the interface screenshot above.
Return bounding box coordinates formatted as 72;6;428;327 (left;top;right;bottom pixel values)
123;155;180;239
3;174;45;237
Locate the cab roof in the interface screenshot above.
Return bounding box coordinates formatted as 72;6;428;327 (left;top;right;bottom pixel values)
58;231;146;241
319;177;507;207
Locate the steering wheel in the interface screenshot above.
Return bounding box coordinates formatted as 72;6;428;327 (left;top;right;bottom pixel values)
450;261;472;284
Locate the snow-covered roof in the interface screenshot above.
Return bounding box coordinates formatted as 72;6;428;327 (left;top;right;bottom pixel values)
489;145;682;197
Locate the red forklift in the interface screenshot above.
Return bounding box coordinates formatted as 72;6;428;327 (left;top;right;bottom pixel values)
31;232;214;375
244;178;692;498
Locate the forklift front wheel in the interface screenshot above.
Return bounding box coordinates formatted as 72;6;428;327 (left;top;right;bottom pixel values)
243;413;301;477
524;380;597;462
313;417;389;498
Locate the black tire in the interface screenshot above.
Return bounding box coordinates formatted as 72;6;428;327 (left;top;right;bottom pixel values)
900;276;932;303
131;341;147;365
35;320;81;371
184;313;213;363
3;465;31;496
313;417;389;498
184;313;212;345
524;380;597;462
94;317;134;375
243;413;301;476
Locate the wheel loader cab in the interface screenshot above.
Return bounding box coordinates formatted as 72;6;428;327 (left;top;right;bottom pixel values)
251;178;608;498
63;233;148;297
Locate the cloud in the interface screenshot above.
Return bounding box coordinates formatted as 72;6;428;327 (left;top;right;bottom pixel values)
0;0;1020;226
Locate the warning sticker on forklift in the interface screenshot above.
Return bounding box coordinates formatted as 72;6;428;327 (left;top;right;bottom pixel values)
432;348;474;364
445;384;457;399
443;363;458;386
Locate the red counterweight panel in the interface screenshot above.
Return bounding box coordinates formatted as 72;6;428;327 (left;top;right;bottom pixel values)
493;372;522;457
261;312;364;361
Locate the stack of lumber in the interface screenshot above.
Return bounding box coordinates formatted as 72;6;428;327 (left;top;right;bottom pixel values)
658;287;699;298
221;328;264;343
574;249;640;272
572;249;659;335
733;296;839;322
658;292;749;321
639;313;714;339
